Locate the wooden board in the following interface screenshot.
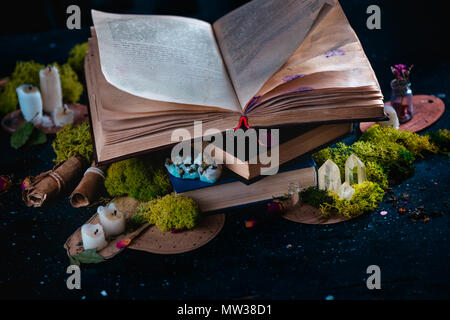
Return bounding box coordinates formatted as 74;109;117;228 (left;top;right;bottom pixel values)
283;204;350;225
128;213;225;255
1;104;89;135
359;95;445;133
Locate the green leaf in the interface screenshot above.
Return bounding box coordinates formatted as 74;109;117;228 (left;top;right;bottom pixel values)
10;121;34;149
69;255;80;266
71;249;105;265
27;129;47;146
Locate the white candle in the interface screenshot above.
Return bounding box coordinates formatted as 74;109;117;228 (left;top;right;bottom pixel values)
39;66;63;113
52;104;74;127
97;203;126;237
16;84;43;124
81;224;108;250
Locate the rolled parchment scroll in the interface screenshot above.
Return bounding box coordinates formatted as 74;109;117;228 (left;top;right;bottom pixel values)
22;155;88;207
70;162;108;208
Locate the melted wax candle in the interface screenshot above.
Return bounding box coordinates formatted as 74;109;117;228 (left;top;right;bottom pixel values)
39;66;62;113
81;224;108;250
16;84;43;124
98;203;126;237
53;104;74;127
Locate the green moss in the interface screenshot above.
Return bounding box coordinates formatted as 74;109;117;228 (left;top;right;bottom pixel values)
427;129;450;155
320;181;384;218
300;187;334;208
67;42;88;75
133;194;199;231
365;161;388;190
0;60;83;116
52;122;93;163
104;157;172;201
361;125;438;158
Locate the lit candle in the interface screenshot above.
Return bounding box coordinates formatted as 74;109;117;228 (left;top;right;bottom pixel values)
16;84;43;124
97;203;126;237
81;224;108;250
52;104;74;127
39;66;63;113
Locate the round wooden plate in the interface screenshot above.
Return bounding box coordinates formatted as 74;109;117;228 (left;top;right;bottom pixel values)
1;104;89;135
128;213;226;255
359;95;445;133
283;204;350;225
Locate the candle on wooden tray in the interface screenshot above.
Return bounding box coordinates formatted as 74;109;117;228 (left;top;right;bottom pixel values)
16;84;43;124
81;223;108;250
39;65;63;113
52;104;74;127
98;202;126;237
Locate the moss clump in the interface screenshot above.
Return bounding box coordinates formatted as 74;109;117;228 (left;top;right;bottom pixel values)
0;61;83;116
365;161;388;190
67;42;88;75
427;129;450;155
105;157;172;201
133;194;199;231
320;181;384;218
360;125;438;158
300;187;334;208
52;122;93;163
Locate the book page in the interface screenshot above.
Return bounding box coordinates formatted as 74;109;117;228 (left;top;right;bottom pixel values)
92;10;240;112
213;0;334;108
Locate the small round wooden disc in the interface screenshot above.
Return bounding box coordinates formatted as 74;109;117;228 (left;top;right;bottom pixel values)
359;95;445;133
1;104;89;135
128;213;225;254
283;204;350;225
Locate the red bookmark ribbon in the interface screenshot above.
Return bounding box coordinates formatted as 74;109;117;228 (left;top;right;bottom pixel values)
233;116;250;131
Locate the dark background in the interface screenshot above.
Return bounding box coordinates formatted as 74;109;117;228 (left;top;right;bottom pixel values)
0;0;449;300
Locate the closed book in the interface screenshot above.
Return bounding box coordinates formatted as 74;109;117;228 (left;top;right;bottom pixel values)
169;157;317;212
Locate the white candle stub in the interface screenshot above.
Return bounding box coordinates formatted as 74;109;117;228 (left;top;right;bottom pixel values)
81;224;108;251
97;203;126;237
39;65;63;113
16;84;43;124
52;104;74;127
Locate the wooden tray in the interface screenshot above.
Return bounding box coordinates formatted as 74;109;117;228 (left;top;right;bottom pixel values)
283;204;350;225
359;95;445;133
65;196;226;259
1;104;89;135
128;213;225;255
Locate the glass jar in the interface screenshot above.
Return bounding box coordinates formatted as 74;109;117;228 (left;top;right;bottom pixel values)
390;79;413;123
287;182;301;207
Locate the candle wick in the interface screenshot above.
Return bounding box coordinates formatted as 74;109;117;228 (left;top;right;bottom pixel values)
95;229;98;235
28;85;33;91
48;66;51;72
113;210;117;216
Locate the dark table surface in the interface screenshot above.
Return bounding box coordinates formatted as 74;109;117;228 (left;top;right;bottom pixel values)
0;0;449;300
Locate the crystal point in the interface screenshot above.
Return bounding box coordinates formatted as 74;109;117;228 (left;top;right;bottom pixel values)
318;159;341;192
338;181;355;200
345;154;367;185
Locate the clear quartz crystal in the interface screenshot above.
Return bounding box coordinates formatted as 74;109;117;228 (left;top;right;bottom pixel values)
338;181;355;200
345;154;367;185
288;182;301;207
318;159;341;192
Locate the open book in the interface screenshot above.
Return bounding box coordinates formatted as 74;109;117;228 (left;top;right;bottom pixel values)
86;0;384;164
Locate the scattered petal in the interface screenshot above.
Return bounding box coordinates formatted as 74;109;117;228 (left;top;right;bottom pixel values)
245;220;257;228
380;210;388;216
116;239;131;249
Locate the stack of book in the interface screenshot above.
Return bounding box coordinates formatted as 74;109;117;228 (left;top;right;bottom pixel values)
84;0;384;212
